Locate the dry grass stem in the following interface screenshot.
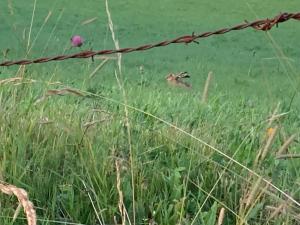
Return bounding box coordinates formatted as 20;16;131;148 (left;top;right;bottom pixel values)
189;179;247;225
0;77;22;85
47;81;62;85
0;182;36;225
22;29;27;41
89;58;109;78
105;0;122;72
254;126;278;166
14;80;37;86
113;216;118;225
81;17;98;25
2;48;10;58
267;203;286;220
27;10;53;55
260;126;278;160
266;112;289;122
13;203;22;222
45;88;85;97
83;119;108;128
7;0;14;15
38;117;54;124
34;88;86;105
94;56;117;60
201;71;213;103
276;134;296;156
105;1;135;224
115;160;126;225
82;181;104;225
44;11;52;23
267;103;280;127
245;177;262;208
238;177;270;225
276;154;300;160
27;0;37;52
217;207;225;225
266;203;300;222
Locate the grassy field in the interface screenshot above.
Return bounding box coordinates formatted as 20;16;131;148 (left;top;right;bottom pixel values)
0;0;300;224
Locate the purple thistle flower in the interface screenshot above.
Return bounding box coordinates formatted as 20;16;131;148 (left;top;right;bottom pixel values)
71;35;84;47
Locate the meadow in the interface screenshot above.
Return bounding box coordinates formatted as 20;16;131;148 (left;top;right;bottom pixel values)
0;0;300;224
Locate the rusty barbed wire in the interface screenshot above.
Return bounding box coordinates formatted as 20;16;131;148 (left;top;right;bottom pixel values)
1;12;300;67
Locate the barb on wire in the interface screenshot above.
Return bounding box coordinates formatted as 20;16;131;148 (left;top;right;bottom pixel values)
1;12;300;67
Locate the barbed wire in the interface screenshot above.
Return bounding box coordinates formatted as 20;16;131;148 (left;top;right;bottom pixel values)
1;12;299;67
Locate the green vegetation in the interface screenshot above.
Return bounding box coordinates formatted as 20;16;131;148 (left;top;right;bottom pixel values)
0;0;300;224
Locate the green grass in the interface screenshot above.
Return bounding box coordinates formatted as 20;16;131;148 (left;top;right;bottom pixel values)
0;0;300;224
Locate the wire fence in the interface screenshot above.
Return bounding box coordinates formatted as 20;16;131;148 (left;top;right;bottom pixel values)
1;12;299;67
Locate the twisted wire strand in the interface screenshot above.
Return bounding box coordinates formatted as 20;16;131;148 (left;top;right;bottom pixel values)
1;12;299;67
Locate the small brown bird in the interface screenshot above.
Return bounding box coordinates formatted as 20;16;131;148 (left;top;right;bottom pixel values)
166;72;191;88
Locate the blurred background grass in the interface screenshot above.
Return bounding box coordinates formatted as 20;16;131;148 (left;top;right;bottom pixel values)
0;1;300;224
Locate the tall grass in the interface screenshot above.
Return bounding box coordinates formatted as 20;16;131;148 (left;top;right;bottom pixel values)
1;0;300;224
